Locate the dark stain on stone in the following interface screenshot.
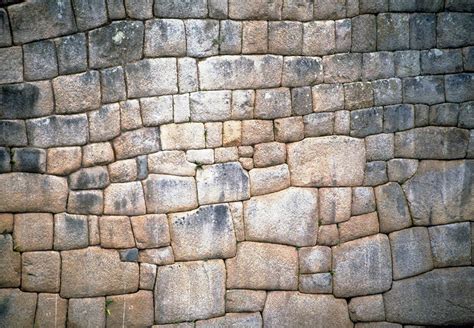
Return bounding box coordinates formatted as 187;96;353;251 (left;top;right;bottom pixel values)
0;83;39;119
0;296;10;318
65;215;86;235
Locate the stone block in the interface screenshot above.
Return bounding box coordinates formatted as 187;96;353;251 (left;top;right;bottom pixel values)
445;73;474;103
154;0;208;18
274;116;304;142
69;166;110;190
196;313;262;327
126;58;177;98
364;161;388;186
140;263;156;290
303;21;335;56
186;20;220;57
375;182;412;233
253;142;285;167
72;0;107;31
113;128;160;160
0;147;10;173
219;20;241;55
119;100;142;131
23;40;58;80
373;78;403;106
360;0;388;13
0;213;13;234
190;91;231;122
208;0;228;18
46;147;81;176
225;290;266;313
67;190;103;215
351;15;376;53
352;187;376;215
0;235;20;287
362;52;395;80
173;93;190;123
323;53;362;83
421;49;463;75
22;251;60;292
312;83;344;112
429;222;471;267
415;104;430;127
387;159;418;183
131;214;170;249
249;164;290;196
282;0;313;20
160;123;205;150
88;104;120;143
0;120;27;147
231;90;254;120
366;134;394;161
0;289;37;327
459;102;474;128
344;82;374;110
292;87;312;116
404;76;445;105
67;297;105;328
350;107;384;137
269;21;302;55
140;96;173;127
318;224;339;246
255;88;291;119
55;33;87;75
228;0;282;19
103;182;146;216
149;151;196;176
429;103;460;126
349;295;385;322
100;67;126;103
13;213;53;252
336;19;352;52
53;70;100;114
339;212;380;243
410;14;436;49
0;9;11;47
377;14;410;51
54;213;89;251
314;0;345;19
35;293;68;328
125;0;153;19
384;104;415;133
437;12;474;48
242;20;268;54
394;50;420;77
106;291;154;327
138;247;174;265
214;147;238;163
299;273;333;294
299;246;331;274
223;121;241;146
319;187;351;224
282;56;323;87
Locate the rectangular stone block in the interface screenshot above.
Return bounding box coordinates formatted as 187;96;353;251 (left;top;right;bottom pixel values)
23;40;58;81
185;19;219;58
229;0;282;19
160;123;205;150
282;56;323;87
403;76;445;105
323;53;362;83
145;19;186;57
154;0;208;18
377;13;410;51
269;21;303;55
410;13;436;49
351;15;376;52
72;0;108;31
255;88;291;119
100;66;126;103
53;71;101;114
56;33;87;75
113;128;160;159
219;20;242;55
190;91;231;122
437;12;474;48
303;21;335;56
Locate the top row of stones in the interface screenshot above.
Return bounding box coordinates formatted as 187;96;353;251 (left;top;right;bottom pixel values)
2;0;472;45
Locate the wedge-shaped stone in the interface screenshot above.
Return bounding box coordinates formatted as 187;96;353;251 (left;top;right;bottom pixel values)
169;204;236;261
394;127;469;159
27;114;88;147
249;164;290;196
287;136;366;187
263;292;352;328
0;173;67;213
155;260;225;323
199;55;283;90
384;267;474;325
333;234;392;297
0;81;53;119
226;242;298;290
113;128;160;159
53;71;101;114
0;289;37;327
196;162;250;205
375;182;412;233
131;214;170;249
104;182;146;216
143;174;198;214
244;188;318;247
61;247;139;298
160;123;205;150
196;313;262;327
403;160;473;225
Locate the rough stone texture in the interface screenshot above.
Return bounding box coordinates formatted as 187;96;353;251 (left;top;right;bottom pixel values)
0;235;20;288
349;295;385;322
54;213;89;251
53;71;100;114
287;136;366;187
155;260;225;324
56;33;87;75
226;242;298;290
299;246;331;274
67;297;105;328
131;214;170;249
35;293;68;328
375;182;412;233
0;81;54;119
105;291;154;328
249;164;290;196
22;251;60;292
319;187;351;224
225;290;266;313
387;159;418;183
161;123;205;150
103;182;146;216
339;212;380;243
196;312;262;327
0;289;37;327
23;40;58;81
99;216;135;249
429;222;471;267
69;166;109;190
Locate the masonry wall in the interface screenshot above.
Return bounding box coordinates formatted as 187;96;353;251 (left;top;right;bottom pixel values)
0;0;473;327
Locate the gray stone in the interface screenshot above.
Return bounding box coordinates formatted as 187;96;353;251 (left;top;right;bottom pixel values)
56;33;87;74
313;0;345;19
100;67;126;104
0;174;67;213
61;247;138;298
312;83;344;112
429;222;471;267
394;127;469;159
145;19;186;57
336;19;352;52
219;20;242;55
282;0;313;20
344;82;374;110
384;104;415;133
463;47;474;71
68;190;103;215
389;0;443;11
21;251;60;292
185;19;219;58
299;246;331;274
68;297;105;328
107;0;126;18
333;234;392;297
429;103;460;126
125;58;178;98
54;213;89;251
69;166;109;190
263;292;352;328
415;104;430;127
72;0;107;31
0;147;10;173
373;78;403;106
377;14;410;51
459;102;474;128
23;40;58;80
226;242;298;290
225;290;266;313
0;120;26;147
403;160;473;225
389;227;433;279
394;50;420;77
255;88;291;119
350;107;384;138
35;293;68;328
196;313;262;327
229;0;282;19
209;0;228;18
299;273;333;294
0;235;20;287
288;136;366;187
155;260;225;323
88;104;121;142
11;147;46;173
243;21;268;54
360;0;388;13
364;161;388;186
403;76;445;105
0;9;11;47
169;204;236;261
244;187;318;246
323;53;362;83
143;174;198;214
53;71;100;114
282;56;323;87
291;87;311;116
362;52;395;80
113;128;160;160
445;73;474;103
125;0;153;19
104;182;146;216
349;295;385;322
0;289;37;327
154;0;208;18
366;134;394;161
253;142;286;168
446;0;474;11
190;91;231;122
196;162;250;205
351;15;376;53
387;159;418;183
421;49;463;75
304;113;334;137
120;99;142;129
352;187;376;215
269;21;303;55
8;0;76;43
303;21;335;56
375;182;412;233
410;14;436;49
140;95;173;126
437;12;474;48
384;267;474;325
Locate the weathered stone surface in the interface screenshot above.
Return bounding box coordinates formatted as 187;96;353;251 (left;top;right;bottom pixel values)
54;213;88;251
339;212;380;243
190;91;231;122
0;289;37;327
384;104;415;133
148;151;196;176
226;290;266;313
22;251;60;292
131;214;170;249
387;158;418;184
103;182;146;216
429;222;471;267
56;33;87;75
27;114;89;147
403;160;473;225
138;247;174;265
199;55;283;90
318;224;339;246
333;234;392;297
437;12;474;48
292;86;312;115
287;136;366;187
72;0;107;31
220;20;242;55
155;260;225;323
196;312;262;327
67;297;105;328
349;294;385;322
282;57;323;87
364;161;388;186
384;267;474;325
390;227;433;280
169;204;236;261
139;263;156;290
35;293;68;328
106;291;154;328
373;78;402;106
403;76;445;105
0;213;13;234
0;235;20;288
113;128;160;159
0;9;11;47
53;71;100;114
61;247;139;298
312;83;344;112
319;187;351;224
241;120;274;145
394;127;469;159
229;0;281;19
154;0;208;18
445;73;474;103
143;174;198;213
0;174;67;213
126;58;178;98
377;13;409;51
429;103;460;126
99;216;135;249
263;292;352;328
1;81;54;120
299;273;333;294
161;123;206;150
323;53;362;83
303;21;335;56
0;147;11;173
144;19;185;57
69;166;109;190
185;19;219;57
10;147;45;173
196;162;250;205
351;15;376;52
226;242;298;290
344;82;374;110
249;164;290;196
255;88;292;119
13;213;53;252
351;107;384;138
269;21;303;55
299;246;331;274
242;20;268;54
23;40;58;81
244;187;318;246
375;182;412;233
304;113;334;137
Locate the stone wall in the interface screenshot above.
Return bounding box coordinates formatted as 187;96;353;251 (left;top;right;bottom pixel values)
0;0;473;327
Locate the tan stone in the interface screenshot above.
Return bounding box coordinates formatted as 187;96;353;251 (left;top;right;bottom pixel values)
139;263;156;290
253;142;286;167
349;294;385;322
53;213;89;251
318;224;340;246
229;202;245;242
14;213;53;251
0;235;20;287
67;190;103;215
0;213;13;234
241;120;274;145
226;242;298;290
287;136;366;187
299;273;333;294
249;164;290;196
161;123;205;150
148;151;196;176
274;116;305;143
375;182;412;232
196;312;263;327
112;127;160;159
186;149;214;165
339;212;380;243
108;159;138;183
99;216;135;249
239;157;254;170
47;147;82;175
0;289;37;328
82;142;114;167
35;293;68;328
299;246;332;274
106;291;154;328
214;147;239;163
103;182;146;216
223;121;242;146
22;251;60;292
319;187;352;224
67;297;105;328
131;214;170;249
88;215;100;245
242;21;268;54
138;247;174;265
225;290;266;312
205;122;223;148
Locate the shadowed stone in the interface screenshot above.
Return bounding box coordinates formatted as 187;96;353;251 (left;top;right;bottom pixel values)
429;222;471;267
263;292;352;328
196;313;262;327
22;251;60;292
61;247;139;298
0;235;20;287
384;267;474;325
35;293;68;328
69;166;109;190
68;190;103;215
105;291;154;328
0;81;53;119
403;76;444;105
169;204;236;261
0;289;37;327
0;174;67;213
23;40;58;80
54;213;89;251
0;9;11;47
67;297;105;328
0;47;22;84
55;33;87;75
282;56;323;87
0;120;26;147
72;0;107;31
287;136;366;187
104;182;146;216
11;147;46;173
437;12;474;48
155;260;225;323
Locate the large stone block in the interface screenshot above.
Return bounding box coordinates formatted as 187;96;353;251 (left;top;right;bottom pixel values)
0;47;22;84
0;173;67;213
54;213;89;251
61;247;139;298
263;292;352;328
323;53;362;83
23;40;58;81
384;267;474;325
53;71;100;114
403;76;445;105
196;162;250;205
445;73;474;103
21;251;60;292
287;136;366;187
105;291;154;327
333;234;392;297
144;19;186;57
190;91;231;122
225;290;266;313
72;0;107;31
55;33;87;75
169;204;236;261
160;123;205;150
199;55;283;90
226;242;298;290
104;182;146;215
244;188;318;246
155;260;225;323
0;289;37;327
196;313;262;327
0;81;53;119
69;166;109;190
255;88;292;119
437;12;474;48
131;214;170;249
282;56;323;87
375;182;412;233
229;0;282;19
113;127;160;159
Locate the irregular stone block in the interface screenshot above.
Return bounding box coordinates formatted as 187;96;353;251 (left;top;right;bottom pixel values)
373;78;402;106
352;15;376;52
169;204;236;261
124;0;153;19
0;147;11;173
318;224;339;246
366;134;394;162
0;9;11;47
225;290;266;313
35;293;68;328
53;71;100;114
339;212;380;243
155;260;225;323
145;19;185;57
10;147;46;173
364;161;389;186
242;21;268;54
68;190;103;215
229;0;282;19
148;151;196;176
0;81;53;119
344;82;374;110
61;247;138;298
22;251;60;292
282;0;313;20
0;120;27;147
445;73;474;103
141;95;173;126
421;49;463;75
196;162;250;205
299;273;332;294
348;294;385;322
362;52;394;80
375;182;411;233
241;120;274;146
377;13;410;51
437;12;474;48
106;291;154;327
82;142;114;167
23;40;58;80
249;164;290;196
154;0;208;18
69;166;109;190
199;55;283;90
68;297;105;327
196;313;262;327
336;18;352;52
113;128;160;160
185;19;219;58
54;213;89;251
56;33;87;75
208;0;228;18
255;88;291;119
131;214;170;249
13;213;54;252
274;116;304;142
160;123;205;150
291;86;312;115
190;91;231;122
0;289;37;327
387;159;418;183
253;142;285;168
269;21;303;55
72;0;107;31
226;242;298;290
384;267;474;325
394;127;469;159
138;247;174;265
306;112;335;136
319;187;351;224
429;103;460;126
103;182;146;216
333;234;392;297
394;50;420;77
429;222;471;267
0;235;20;287
143;174;198;213
323;53;362;83
287;136;366;187
263;292;352;328
403;76;445;105
312;83;344;112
